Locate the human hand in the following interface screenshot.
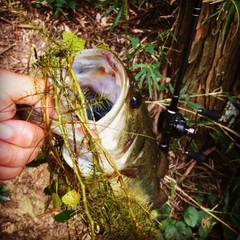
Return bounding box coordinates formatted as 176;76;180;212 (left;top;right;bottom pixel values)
0;69;46;180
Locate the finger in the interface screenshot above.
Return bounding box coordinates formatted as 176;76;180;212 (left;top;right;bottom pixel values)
0;140;40;168
0;166;24;180
0;120;45;148
0;69;45;104
0;69;54;121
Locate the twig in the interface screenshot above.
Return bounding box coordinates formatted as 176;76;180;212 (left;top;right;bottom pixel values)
180;160;196;182
0;17;39;29
17;24;39;29
0;16;14;25
0;43;16;55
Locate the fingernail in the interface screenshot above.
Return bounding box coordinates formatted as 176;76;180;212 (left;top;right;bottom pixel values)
0;123;13;140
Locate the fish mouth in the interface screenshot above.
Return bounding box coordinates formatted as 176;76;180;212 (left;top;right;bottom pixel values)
72;49;128;124
60;49;132;172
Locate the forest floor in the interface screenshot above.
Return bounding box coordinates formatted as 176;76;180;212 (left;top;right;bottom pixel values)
0;1;236;239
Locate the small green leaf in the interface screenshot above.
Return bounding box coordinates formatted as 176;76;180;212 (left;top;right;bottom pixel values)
175;221;192;239
160;219;176;232
169;179;176;201
180;84;189;94
147;70;153;99
154;204;171;222
198;210;211;222
189;138;198;152
27;151;46;167
130;37;140;50
54;209;76;223
222;5;235;40
186;101;203;111
148;67;157;85
183;206;199;227
198;210;216;238
110;2;124;31
139;71;147;88
135;67;147;80
54;10;60;18
184;226;192;239
101;1;120;17
55;3;63;8
0;185;8;192
175;221;186;230
62;31;85;53
52;193;62;208
164;225;178;240
169;30;177;42
159;204;171;215
144;43;155;56
198;217;213;238
62;189;80;207
226;93;240;111
179;93;193;100
44;183;54;195
132;63;148;69
68;0;76;9
168;82;174;94
148;66;162;91
35;3;41;8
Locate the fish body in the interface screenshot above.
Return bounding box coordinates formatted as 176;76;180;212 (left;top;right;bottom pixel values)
19;48;169;208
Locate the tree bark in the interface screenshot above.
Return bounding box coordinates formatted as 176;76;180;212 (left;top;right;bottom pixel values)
168;0;240;122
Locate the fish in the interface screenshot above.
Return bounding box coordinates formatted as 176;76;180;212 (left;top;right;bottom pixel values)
18;48;169;208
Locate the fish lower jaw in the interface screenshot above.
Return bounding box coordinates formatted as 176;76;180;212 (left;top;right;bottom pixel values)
62;146;120;176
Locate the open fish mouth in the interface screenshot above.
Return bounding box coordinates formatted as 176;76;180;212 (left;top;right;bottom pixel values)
70;49;127;124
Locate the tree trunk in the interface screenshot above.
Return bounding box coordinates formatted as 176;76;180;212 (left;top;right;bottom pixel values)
167;1;240;128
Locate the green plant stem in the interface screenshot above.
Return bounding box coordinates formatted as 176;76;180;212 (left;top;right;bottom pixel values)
53;66;96;238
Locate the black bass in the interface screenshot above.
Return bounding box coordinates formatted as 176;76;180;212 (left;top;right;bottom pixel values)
18;48;169;208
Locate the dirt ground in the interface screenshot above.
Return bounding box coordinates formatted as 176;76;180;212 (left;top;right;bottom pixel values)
0;1;176;239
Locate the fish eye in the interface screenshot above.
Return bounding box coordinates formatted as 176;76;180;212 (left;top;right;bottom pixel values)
130;93;142;109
